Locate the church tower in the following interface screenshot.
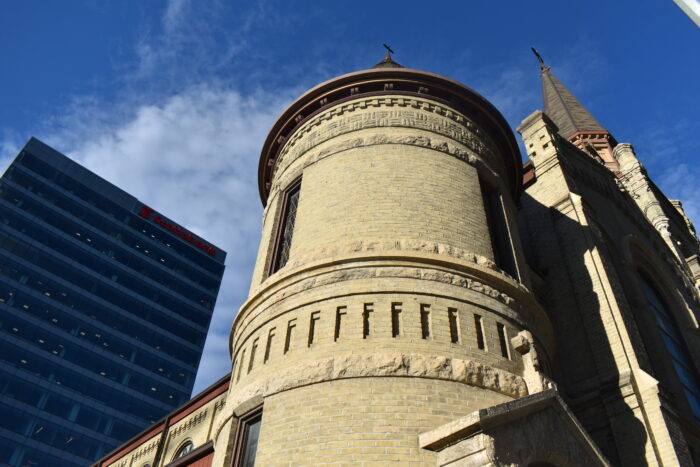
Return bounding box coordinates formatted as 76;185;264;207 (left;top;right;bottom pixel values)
211;54;597;465
518;53;700;465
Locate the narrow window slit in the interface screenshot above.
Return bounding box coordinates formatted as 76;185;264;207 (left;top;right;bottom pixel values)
248;339;258;373
475;315;485;350
363;303;373;339
284;319;296;354
308;311;320;347
236;349;246;382
448;308;459;343
264;328;275;363
334;306;347;342
391;302;402;338
497;323;510;359
420;304;431;339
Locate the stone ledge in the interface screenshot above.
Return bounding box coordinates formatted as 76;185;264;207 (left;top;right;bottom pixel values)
228;352;527;413
420;389;610;466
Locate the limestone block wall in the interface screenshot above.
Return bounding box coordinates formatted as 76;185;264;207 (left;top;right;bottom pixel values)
256;377;511;465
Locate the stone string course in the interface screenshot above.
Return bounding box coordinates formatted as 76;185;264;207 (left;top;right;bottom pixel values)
229;352;527;407
252;238;526;307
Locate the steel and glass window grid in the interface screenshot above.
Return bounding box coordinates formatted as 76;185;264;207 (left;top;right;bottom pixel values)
0;138;226;466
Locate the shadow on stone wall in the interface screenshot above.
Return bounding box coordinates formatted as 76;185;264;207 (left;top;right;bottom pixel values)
519;191;649;466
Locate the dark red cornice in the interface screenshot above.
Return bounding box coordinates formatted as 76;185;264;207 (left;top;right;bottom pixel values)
258;67;522;205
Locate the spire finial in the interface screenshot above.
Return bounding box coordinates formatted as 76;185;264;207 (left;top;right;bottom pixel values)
383;43;394;60
531;47;548;72
372;44;403;69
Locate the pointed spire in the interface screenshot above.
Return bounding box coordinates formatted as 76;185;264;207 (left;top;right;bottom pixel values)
536;52;605;139
372;44;404;69
533;49;619;171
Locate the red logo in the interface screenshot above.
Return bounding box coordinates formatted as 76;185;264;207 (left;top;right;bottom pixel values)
138;205;155;219
137;206;216;257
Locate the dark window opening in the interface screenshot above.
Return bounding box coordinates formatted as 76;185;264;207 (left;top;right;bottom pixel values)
475;315;485;350
497;323;510;359
233;407;263;467
448;308;459;343
308;311;320;347
264;328;275;363
640;274;700;424
391;302;402;338
271;180;301;274
334;306;346;341
480;179;518;280
420;304;431;339
284;319;296;354
363;303;373;339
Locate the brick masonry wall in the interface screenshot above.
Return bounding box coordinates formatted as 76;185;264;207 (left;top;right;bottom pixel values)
255;377;511;466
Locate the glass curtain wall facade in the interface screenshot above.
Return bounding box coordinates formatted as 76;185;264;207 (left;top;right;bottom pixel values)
0;138;226;466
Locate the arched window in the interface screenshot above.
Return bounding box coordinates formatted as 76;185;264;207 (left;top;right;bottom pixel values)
270;179;301;274
639;274;700;424
173;440;194;460
480;177;519;281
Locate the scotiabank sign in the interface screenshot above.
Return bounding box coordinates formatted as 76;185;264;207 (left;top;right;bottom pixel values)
138;205;216;257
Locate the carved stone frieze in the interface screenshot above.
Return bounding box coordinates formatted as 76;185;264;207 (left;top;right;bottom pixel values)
269;261;516;309
271;96;501;185
291;237;501;272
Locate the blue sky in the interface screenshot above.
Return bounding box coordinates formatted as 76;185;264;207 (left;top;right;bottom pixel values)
1;0;698;394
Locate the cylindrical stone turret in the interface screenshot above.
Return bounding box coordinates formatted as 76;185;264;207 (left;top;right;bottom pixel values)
214;65;554;465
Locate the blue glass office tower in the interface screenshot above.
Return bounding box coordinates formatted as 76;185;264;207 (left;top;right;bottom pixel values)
0;138;226;466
